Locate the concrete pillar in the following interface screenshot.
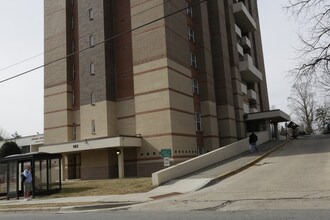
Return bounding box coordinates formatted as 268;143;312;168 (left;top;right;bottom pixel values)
274;122;279;140
265;120;272;141
117;148;124;179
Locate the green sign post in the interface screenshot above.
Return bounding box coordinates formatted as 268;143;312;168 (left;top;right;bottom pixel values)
160;149;172;158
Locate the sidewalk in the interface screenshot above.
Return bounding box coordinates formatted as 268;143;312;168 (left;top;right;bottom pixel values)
0;140;288;213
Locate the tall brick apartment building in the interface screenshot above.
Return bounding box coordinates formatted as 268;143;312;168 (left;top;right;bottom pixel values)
41;0;281;180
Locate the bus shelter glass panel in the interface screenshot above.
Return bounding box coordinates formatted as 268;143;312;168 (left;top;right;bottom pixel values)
35;160;47;192
8;162;17;198
0;164;7;195
49;159;60;190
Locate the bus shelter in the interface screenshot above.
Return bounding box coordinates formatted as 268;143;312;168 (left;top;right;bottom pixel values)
0;152;61;200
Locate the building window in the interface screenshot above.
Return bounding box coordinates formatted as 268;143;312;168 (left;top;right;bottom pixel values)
71;16;74;30
89;35;94;47
73;124;77;140
72;90;75;105
92;120;96;134
192;79;199;95
90;62;95;75
91;93;96;105
197;146;204;155
72;65;75;79
195;112;202;131
186;2;193;18
70;0;74;6
187;26;195;43
190;52;197;68
72;41;75;53
89;8;94;20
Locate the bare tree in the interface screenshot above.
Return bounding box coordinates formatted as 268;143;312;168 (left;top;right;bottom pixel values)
287;82;315;134
0;129;6;141
11;131;21;139
315;104;330;133
285;0;330;94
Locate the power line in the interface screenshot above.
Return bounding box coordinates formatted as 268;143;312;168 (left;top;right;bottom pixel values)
0;0;207;84
0;52;44;73
0;0;172;75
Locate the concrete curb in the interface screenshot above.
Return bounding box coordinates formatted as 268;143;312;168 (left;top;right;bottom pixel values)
58;202;140;213
203;140;290;188
0;207;60;213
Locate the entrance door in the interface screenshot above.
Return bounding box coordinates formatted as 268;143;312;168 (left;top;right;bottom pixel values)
68;154;81;179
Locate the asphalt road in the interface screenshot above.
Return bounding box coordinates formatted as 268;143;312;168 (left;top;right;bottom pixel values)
2;209;330;220
3;135;330;219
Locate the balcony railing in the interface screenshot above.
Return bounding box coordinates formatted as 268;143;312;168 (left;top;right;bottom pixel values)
243;103;249;114
237;43;244;57
248;89;257;101
233;2;257;33
242;36;251;50
241;83;247;95
235;24;242;39
239;54;263;83
249;108;258;113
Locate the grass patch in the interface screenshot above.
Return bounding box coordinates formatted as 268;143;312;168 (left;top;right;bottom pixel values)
43;177;153;199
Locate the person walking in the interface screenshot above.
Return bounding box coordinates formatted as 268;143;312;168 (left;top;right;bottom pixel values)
22;165;32;201
249;132;258;153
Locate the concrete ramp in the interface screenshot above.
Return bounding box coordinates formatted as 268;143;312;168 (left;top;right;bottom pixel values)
148;178;213;195
152;131;270;186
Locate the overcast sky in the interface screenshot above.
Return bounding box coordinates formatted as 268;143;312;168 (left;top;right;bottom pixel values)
0;0;297;138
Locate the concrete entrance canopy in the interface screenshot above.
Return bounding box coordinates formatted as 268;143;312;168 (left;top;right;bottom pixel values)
39;136;142;179
245;109;290;123
39;136;141;154
245;110;290;140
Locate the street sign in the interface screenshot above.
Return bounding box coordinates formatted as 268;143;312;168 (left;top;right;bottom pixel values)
160;149;172;158
163;157;170;167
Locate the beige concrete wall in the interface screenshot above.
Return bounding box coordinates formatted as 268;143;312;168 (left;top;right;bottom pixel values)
201;100;220;151
138;136;173;158
217;104;238;145
44;127;70;145
80;101;117;139
134;68;169;95
44;0;69;145
170;111;195;135
135;110;172;136
44;91;70;113
171;135;197;155
117;99;136;136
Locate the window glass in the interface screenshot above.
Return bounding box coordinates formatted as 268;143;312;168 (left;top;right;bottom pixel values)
89;8;94;20
186;2;193;17
190;53;197;68
192;79;199;95
188;27;195;42
89;35;94;47
91;93;96;105
92;120;96;134
195;112;202;131
90;63;95;75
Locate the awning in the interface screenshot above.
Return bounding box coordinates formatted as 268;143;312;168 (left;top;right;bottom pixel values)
245;109;290;123
39;136;142;154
